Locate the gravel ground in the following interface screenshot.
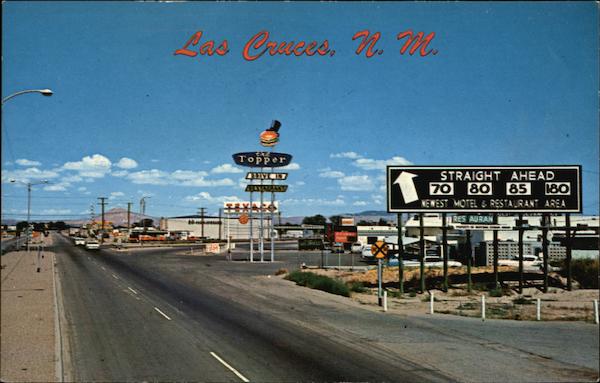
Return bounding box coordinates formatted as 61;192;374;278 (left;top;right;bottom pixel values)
1;235;56;382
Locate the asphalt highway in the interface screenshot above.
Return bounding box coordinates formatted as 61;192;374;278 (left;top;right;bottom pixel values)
53;234;599;382
53;234;448;382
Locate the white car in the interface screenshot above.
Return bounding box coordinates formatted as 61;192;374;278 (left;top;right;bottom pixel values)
85;240;100;250
388;256;462;268
350;242;363;253
498;255;542;269
74;237;86;246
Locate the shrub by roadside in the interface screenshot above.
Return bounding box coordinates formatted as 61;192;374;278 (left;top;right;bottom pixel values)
286;271;350;297
560;258;599;289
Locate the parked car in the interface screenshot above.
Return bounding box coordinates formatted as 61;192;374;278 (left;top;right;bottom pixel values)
331;242;345;253
498;255;542;270
350;242;363;253
388;256;462;268
85;240;100;250
74;237;86;246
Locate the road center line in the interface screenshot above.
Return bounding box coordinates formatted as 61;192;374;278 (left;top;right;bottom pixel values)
210;351;250;382
127;287;138;295
154;307;172;321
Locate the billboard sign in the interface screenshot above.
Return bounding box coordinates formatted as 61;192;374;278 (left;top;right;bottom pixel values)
246;172;288;180
223;201;278;213
334;231;357;243
341;217;355;226
387;166;581;213
245;185;288;193
232;152;293;168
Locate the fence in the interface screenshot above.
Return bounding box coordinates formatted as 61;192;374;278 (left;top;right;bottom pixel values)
424;292;599;323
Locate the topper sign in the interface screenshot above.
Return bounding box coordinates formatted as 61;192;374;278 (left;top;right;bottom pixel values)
233;152;292;168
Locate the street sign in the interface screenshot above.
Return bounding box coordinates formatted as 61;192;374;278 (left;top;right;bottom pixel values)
387;166;581;213
223;201;278;213
233;152;293;168
452;215;497;224
246;172;288;180
371;240;389;259
245;185;288;193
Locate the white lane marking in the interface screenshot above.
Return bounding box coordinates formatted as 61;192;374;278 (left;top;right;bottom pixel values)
210;351;250;382
154;307;172;321
128;287;138;295
112;274;119;280
101;266;106;271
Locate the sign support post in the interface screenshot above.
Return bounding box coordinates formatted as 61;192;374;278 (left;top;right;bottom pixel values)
259;181;264;263
493;213;499;290
466;229;472;293
419;213;425;293
542;214;549;293
565;214;572;291
377;258;383;306
442;213;448;292
397;213;404;294
518;213;525;294
249;192;254;263
270;178;275;263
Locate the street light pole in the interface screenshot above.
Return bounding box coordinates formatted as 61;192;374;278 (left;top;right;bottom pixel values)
2;89;53;105
10;179;50;253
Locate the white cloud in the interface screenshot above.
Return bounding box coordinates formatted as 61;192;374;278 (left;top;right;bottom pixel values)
319;169;345;178
281;197;346;207
44;183;69;192
330;152;362;159
126;169;233;187
78;187;87;192
211;164;243;174
115;157;138;169
128;169;169;185
111;170;129;177
295;181;305;186
353;201;368;206
110;191;125;200
184;192;242;204
151;159;160;163
353;156;412;171
2;167;60;183
338;175;375;191
280;163;300;170
62;154;112;178
16;158;41;166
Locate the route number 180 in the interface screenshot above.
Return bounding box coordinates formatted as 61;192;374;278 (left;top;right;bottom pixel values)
545;182;570;195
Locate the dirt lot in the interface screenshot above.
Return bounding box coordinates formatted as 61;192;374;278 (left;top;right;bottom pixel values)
303;266;599;322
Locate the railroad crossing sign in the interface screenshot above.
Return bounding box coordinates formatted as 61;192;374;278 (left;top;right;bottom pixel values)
371;241;389;259
387;166;581;213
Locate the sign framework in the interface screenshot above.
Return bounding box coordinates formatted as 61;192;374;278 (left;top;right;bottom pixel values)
387;166;582;213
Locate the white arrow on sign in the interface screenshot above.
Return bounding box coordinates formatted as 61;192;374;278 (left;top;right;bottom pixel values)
394;171;419;203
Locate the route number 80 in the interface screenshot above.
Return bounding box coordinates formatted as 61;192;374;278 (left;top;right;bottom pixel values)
545;182;570;195
467;182;492;195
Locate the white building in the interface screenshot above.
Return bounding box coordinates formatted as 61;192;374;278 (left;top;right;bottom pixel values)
159;215;271;240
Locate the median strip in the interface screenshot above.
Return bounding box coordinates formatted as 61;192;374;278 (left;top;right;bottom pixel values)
153;307;172;321
210;351;250;382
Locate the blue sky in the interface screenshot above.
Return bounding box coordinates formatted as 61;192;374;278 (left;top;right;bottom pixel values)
2;2;598;220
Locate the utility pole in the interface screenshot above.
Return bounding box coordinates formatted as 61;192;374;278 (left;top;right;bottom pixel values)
198;207;206;239
127;202;132;231
98;197;107;242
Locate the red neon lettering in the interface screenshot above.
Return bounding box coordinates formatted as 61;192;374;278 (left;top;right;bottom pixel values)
397;29;438;56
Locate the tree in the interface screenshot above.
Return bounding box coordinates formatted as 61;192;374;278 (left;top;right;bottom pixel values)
139;218;154;229
302;214;327;225
329;215;343;226
357;220;376;226
377;218;389;226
